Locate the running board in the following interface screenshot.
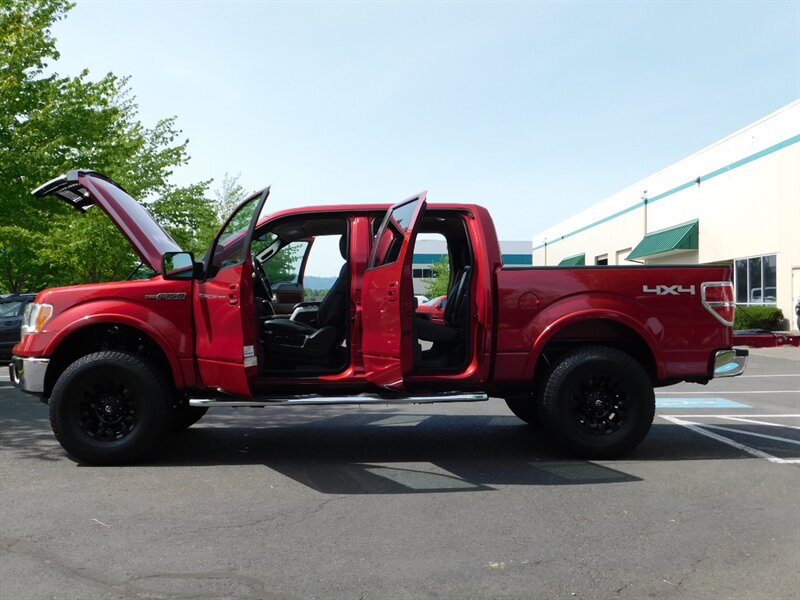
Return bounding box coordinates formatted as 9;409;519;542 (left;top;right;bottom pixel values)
189;392;488;408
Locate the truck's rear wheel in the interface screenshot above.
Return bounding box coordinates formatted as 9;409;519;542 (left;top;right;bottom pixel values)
542;346;654;459
50;351;171;465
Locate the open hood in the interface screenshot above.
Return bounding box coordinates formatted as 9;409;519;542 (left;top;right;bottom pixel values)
33;170;181;272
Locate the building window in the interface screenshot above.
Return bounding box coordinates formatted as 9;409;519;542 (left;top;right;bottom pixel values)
595;254;608;266
412;268;433;279
735;254;776;305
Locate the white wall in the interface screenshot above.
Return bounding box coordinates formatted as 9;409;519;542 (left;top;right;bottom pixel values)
532;100;800;326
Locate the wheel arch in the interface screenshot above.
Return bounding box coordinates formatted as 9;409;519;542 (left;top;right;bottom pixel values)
527;313;663;388
43;320;184;398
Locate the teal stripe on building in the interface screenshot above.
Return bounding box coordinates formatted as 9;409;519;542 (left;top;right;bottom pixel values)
532;134;800;252
413;253;532;265
502;254;533;265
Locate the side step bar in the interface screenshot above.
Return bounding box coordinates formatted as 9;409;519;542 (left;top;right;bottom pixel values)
189;392;489;408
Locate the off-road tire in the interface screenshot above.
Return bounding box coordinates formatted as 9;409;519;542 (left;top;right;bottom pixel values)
541;346;655;459
50;351;171;465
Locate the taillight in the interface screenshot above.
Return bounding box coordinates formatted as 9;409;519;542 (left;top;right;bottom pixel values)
701;282;735;326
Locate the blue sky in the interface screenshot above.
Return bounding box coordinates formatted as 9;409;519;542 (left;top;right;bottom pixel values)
49;1;799;273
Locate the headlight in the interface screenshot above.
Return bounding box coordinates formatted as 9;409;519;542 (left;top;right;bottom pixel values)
22;303;53;334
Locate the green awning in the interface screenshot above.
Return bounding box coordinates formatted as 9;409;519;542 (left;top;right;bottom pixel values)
558;253;585;266
627;220;699;261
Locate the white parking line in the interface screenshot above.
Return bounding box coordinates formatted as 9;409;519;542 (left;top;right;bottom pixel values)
737;374;800;378
717;416;800;430
665;414;799;418
695;423;800;446
661;415;800;465
657;391;799;395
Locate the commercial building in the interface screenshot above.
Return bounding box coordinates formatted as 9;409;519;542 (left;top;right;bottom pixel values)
531;100;800;328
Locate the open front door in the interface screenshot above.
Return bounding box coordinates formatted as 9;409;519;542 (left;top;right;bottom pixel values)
193;188;270;396
361;192;426;389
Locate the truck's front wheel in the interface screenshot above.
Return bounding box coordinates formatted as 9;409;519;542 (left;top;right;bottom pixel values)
542;346;655;459
50;351;171;465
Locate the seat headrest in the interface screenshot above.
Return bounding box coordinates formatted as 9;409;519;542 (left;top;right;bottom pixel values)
339;234;347;260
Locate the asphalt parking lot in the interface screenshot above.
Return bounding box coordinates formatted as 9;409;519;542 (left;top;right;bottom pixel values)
1;347;798;600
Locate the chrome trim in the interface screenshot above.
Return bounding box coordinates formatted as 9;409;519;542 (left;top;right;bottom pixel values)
189;392;489;408
9;356;50;394
713;348;748;378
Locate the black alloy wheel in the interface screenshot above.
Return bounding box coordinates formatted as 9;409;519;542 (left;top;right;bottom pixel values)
77;379;140;442
542;346;655;459
570;374;630;436
50;351;171;465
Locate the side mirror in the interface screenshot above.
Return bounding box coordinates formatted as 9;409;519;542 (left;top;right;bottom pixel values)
162;252;199;280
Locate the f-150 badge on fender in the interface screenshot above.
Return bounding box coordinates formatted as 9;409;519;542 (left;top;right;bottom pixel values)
643;285;696;296
145;293;186;300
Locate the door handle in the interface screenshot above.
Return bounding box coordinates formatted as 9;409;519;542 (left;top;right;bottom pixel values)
228;283;239;305
386;281;398;302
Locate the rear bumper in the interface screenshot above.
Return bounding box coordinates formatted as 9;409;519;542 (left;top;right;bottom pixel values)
713;348;748;378
9;356;49;395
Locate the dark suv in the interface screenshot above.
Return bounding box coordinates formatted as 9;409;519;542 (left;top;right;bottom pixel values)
1;294;37;360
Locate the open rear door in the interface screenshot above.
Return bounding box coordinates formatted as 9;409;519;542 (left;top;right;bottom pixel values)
361;192;426;389
193;188;270;396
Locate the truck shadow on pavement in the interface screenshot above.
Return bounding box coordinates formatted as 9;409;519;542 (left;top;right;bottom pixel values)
149;409;771;494
156;412;645;493
1;394;785;494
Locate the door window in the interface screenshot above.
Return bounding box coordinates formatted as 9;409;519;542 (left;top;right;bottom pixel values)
253;234;309;285
208;192;267;274
369;201;419;269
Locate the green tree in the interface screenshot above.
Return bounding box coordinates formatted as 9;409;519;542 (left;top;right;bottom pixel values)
424;256;450;298
213;172;246;222
0;0;218;291
150;180;217;257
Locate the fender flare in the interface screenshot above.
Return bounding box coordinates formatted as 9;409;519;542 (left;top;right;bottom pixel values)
43;311;188;389
523;308;665;381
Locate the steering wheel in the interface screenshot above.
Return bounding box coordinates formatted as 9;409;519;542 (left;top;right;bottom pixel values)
252;257;273;300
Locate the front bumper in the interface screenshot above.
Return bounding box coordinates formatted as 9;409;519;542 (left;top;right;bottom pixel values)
9;356;49;394
713;348;748;378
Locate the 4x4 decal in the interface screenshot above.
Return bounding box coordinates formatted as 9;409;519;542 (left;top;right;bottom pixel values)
643;285;696;296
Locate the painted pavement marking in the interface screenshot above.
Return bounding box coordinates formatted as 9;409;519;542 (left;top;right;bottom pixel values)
715;416;800;430
657;390;799;395
369;415;431;427
660;414;800;465
655;398;749;409
693;423;800;446
737;374;800;378
664;414;799;418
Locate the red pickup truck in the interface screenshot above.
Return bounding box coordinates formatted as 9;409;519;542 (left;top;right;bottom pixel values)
10;171;746;465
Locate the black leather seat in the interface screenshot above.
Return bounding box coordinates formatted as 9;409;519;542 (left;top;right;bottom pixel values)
262;236;349;363
416;265;471;343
